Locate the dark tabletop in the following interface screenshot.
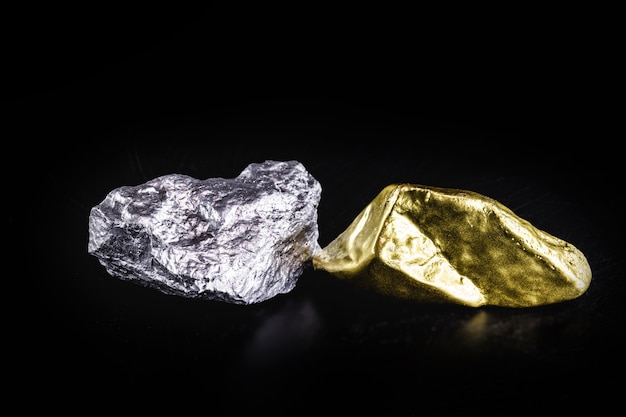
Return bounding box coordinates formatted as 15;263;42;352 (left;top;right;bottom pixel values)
6;4;621;414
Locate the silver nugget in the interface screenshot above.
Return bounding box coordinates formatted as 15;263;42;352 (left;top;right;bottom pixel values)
88;160;322;304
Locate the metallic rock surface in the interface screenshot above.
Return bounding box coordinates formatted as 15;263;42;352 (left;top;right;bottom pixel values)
88;160;322;305
313;184;592;307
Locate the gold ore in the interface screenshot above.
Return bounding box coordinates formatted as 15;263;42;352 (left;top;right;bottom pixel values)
312;184;592;307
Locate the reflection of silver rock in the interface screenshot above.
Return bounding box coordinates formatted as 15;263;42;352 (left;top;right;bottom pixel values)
88;160;322;305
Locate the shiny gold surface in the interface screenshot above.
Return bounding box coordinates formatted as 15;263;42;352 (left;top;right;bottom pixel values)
313;184;592;307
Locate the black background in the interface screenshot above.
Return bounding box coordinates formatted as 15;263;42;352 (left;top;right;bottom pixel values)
6;4;622;414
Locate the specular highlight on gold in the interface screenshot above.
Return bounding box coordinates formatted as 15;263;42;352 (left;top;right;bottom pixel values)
312;184;592;307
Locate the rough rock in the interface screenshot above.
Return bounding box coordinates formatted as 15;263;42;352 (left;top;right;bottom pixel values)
312;184;592;307
88;160;322;305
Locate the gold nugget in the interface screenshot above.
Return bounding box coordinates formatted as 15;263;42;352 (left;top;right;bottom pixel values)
313;184;592;307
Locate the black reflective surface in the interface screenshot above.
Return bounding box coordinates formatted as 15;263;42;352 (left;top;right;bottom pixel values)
7;5;621;414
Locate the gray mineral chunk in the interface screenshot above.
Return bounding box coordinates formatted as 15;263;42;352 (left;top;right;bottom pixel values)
88;160;322;304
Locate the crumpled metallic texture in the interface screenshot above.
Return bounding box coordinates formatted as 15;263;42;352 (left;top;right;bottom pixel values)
88;160;322;304
313;184;592;307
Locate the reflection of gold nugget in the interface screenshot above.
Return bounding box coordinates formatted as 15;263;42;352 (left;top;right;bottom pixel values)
313;184;592;307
